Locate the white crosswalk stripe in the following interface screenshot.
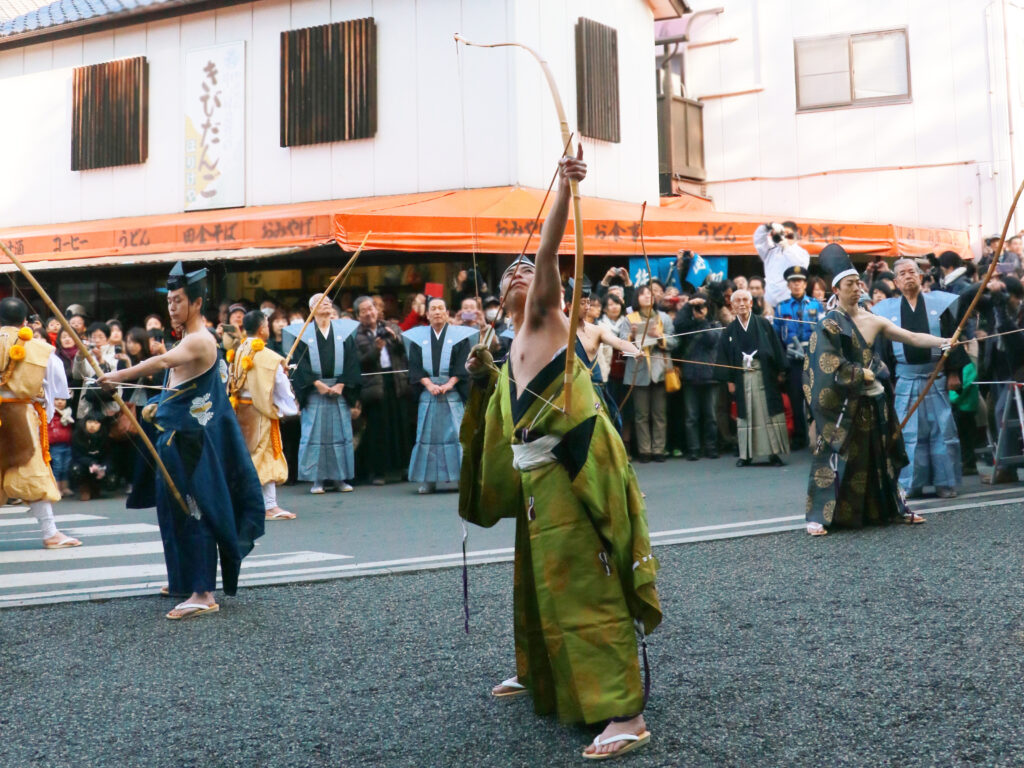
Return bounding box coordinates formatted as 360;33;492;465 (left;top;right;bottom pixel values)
0;505;354;607
2;490;1021;608
0;514;103;527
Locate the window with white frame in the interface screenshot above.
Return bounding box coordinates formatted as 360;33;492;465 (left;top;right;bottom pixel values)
794;28;910;111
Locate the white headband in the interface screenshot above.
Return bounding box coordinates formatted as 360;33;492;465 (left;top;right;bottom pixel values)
831;269;859;288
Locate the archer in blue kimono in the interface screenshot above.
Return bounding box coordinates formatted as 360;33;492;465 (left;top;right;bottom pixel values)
404;300;477;493
120;263;264;616
874;260;968;497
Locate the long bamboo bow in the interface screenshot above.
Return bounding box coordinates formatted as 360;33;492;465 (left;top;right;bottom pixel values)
899;177;1024;429
283;231;371;368
454;33;585;414
0;241;191;517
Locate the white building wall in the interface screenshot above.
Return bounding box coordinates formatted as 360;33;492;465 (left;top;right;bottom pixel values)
0;0;661;229
510;0;661;204
672;0;1024;252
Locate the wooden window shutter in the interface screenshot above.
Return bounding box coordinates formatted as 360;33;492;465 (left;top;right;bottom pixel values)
575;18;620;143
71;57;149;171
280;17;377;147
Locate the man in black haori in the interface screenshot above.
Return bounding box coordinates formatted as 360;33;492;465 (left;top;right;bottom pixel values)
717;289;789;467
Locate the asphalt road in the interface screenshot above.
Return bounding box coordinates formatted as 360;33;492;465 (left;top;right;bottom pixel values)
3;500;1024;767
5;451;1021;607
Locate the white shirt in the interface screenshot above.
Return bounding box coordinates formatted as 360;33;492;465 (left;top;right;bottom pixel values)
43;353;70;420
754;225;810;308
272;365;299;417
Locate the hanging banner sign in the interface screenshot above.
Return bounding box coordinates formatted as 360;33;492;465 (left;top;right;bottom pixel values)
184;42;246;211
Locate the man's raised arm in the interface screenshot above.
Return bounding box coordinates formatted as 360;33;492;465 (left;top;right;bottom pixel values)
526;145;587;326
97;333;206;389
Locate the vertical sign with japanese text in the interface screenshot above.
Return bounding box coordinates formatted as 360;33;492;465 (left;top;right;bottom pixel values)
184;42;245;211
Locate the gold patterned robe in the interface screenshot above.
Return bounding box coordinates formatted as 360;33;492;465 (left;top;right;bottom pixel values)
228;340;289;486
0;326;60;504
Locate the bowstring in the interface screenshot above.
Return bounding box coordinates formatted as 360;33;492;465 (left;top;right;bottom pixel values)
455;38;482;308
484;359;566;417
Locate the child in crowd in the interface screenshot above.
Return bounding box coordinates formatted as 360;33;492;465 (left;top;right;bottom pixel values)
70;416;109;501
48;397;74;497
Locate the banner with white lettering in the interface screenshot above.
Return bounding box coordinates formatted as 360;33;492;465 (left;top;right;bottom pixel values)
184;42;245;211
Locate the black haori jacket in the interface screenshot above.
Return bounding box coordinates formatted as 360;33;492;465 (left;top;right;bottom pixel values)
715;314;787;420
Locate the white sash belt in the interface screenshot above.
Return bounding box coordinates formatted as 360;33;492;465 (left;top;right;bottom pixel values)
511;435;561;472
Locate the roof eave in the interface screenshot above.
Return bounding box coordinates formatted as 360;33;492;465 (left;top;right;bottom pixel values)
646;0;690;21
0;0;251;50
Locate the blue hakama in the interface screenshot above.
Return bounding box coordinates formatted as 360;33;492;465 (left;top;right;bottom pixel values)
128;357;264;596
404;324;477;485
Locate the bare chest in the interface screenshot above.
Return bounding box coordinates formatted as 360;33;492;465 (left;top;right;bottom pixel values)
510;328;567;399
851;313;880;346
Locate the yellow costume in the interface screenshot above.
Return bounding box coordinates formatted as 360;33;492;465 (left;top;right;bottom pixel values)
0;326;60;504
228;338;289;486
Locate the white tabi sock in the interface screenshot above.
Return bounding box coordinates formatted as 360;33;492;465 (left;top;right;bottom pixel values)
262;482;277;511
29;501;58;539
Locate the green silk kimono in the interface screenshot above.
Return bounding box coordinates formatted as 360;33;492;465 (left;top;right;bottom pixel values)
804;310;910;529
459;348;662;724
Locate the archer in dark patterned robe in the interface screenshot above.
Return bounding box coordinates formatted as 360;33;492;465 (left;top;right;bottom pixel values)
804;310;910;532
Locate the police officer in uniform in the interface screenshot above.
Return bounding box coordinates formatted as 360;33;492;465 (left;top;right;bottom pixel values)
773;265;823;450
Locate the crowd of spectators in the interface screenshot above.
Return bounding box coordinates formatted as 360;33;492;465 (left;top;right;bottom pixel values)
16;228;1024;501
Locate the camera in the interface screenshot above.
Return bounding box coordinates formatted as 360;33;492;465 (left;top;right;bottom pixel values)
375;326;390;340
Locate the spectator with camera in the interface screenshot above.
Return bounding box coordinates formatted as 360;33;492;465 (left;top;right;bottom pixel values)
673;291;722;460
596;266;634;307
399;293;429;331
71;322;123;420
452;297;485;330
754;221;810;308
354;295;412;485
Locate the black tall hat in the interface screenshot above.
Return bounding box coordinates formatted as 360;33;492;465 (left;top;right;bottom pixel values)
167;261;209;296
819;244;858;288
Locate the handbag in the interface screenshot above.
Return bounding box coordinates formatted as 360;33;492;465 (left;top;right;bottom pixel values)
664;366;682;393
108;402;137;441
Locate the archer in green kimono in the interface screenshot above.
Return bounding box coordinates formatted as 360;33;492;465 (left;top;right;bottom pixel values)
459;147;662;761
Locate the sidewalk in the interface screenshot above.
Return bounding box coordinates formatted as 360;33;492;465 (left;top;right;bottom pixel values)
2;501;1023;767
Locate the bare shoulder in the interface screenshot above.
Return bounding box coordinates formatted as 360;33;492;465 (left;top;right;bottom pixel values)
854;310;886;343
183;329;218;362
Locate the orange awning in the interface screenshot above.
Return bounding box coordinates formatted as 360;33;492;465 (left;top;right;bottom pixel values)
0;197;371;267
332;186;969;259
0;186;969;268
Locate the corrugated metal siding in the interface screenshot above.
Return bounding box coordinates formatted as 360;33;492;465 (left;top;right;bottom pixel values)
575;17;620;144
280;17;377;148
71;56;148;171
